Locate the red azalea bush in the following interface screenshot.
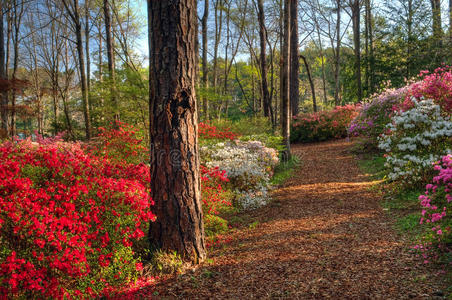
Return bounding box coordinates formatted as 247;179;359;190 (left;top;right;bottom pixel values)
291;105;358;143
403;66;452;113
87;121;148;165
198;122;239;141
200;165;230;215
0;138;154;299
417;154;452;264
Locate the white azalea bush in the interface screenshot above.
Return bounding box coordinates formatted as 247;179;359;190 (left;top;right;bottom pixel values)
200;140;279;209
378;99;452;186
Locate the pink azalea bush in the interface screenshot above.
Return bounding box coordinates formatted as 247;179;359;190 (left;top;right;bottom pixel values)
291;105;358;143
348;87;407;148
417;155;452;263
349;67;452;147
402;66;452;113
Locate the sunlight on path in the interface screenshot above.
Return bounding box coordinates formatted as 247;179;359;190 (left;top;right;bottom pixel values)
154;139;443;299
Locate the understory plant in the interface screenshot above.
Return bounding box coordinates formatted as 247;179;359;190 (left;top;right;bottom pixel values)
417;154;452;264
0;138;154;299
349;87;407;149
378;99;452;187
291;105;358;143
201;140;279;209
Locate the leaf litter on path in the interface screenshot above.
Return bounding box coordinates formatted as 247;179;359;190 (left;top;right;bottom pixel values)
150;139;447;299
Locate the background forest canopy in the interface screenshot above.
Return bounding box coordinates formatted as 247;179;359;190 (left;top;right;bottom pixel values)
0;0;450;140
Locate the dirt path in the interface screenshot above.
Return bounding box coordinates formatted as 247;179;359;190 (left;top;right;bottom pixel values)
154;139;445;299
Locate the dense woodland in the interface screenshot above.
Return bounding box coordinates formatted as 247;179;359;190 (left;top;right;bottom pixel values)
0;0;449;140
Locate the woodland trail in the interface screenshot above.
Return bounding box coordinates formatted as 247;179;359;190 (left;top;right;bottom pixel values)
153;139;445;299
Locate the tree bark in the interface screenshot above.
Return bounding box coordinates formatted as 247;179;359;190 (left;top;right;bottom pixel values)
148;0;206;263
430;0;442;45
282;0;291;160
351;0;362;102
62;0;91;139
201;0;209;121
300;55;317;112
289;0;299;116
450;0;452;46
0;3;7;135
334;0;341;105
104;0;119;121
257;0;271;119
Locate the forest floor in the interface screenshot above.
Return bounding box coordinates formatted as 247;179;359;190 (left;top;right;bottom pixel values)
150;139;448;299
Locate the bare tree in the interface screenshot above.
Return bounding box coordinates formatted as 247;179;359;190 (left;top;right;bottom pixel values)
61;0;92;139
201;0;209;120
289;0;299;116
104;0;118;121
282;0;291;160
256;0;272;119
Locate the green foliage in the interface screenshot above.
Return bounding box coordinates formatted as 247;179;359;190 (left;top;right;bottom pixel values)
150;250;183;275
204;214;229;237
270;156;300;186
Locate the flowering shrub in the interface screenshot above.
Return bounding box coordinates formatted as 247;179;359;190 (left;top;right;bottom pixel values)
417;155;452;263
378;99;452;186
349;87;407;148
403;67;452;113
201;140;279;209
198;122;239;141
86;121;148;165
291;105;358;143
0;138;154;298
200;165;230;215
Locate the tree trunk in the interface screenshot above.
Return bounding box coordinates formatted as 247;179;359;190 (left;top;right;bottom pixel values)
0;3;7;135
62;0;91;139
431;0;442;45
201;0;209;121
148;0;206;263
104;0;118;121
300;55;317;112
368;0;374;94
257;0;271;118
289;0;299;116
85;0;91;92
334;0;341;105
351;0;362;102
282;0;291;160
450;0;452;46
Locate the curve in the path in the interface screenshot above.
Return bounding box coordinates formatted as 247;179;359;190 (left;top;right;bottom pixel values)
154;139;443;299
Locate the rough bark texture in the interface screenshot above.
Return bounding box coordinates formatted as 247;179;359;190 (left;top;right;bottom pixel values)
289;0;299;116
148;0;206;263
201;0;209;121
282;0;291;160
257;0;271;119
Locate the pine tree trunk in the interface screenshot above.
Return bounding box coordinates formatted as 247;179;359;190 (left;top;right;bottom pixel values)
148;0;206;263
